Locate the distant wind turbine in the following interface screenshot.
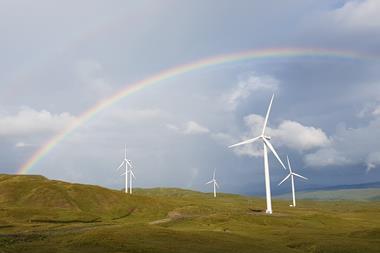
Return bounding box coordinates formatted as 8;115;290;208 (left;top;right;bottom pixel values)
229;94;287;214
278;156;308;207
117;145;133;194
206;169;219;197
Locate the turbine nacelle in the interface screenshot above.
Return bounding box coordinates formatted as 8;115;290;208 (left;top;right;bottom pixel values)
206;179;217;184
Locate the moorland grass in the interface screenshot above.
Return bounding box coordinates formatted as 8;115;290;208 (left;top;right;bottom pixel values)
0;174;379;253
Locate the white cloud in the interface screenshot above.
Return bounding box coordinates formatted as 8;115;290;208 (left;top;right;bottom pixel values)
14;142;33;148
273;120;330;150
183;121;210;135
330;0;380;30
357;102;378;118
243;114;265;137
210;132;236;146
167;120;209;135
366;152;380;172
230;114;330;157
166;123;180;132
356;101;380;119
304;116;380;170
232;141;263;158
0;108;75;137
211;132;264;157
225;72;279;110
304;148;352;168
373;106;380;116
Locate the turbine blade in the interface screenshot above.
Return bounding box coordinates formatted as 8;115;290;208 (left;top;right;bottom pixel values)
287;155;292;173
130;170;136;179
126;160;133;167
206;180;213;184
292;173;308;180
228;136;261;148
262;94;274;135
263;138;287;170
116;161;124;170
213;169;216;180
215;181;220;188
120;172;126;176
278;174;291;185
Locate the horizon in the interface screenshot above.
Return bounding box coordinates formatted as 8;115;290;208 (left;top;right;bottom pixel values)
1;172;379;197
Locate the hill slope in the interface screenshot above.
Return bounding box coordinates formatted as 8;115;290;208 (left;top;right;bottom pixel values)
0;174;379;253
0;174;166;223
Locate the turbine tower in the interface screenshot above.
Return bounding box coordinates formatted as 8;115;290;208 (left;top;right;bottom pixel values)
228;94;286;214
206;169;219;197
278;156;308;207
117;145;133;194
128;163;136;194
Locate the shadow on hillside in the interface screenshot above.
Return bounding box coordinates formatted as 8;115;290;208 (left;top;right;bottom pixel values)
248;208;265;213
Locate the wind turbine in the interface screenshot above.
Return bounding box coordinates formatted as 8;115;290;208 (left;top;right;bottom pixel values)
206;169;219;197
117;145;133;194
278;156;308;207
228;94;287;214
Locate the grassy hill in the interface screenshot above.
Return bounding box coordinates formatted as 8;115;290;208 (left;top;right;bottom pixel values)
0;174;379;253
0;174;167;223
275;188;380;201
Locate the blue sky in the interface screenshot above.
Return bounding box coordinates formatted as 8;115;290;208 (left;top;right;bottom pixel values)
1;0;380;194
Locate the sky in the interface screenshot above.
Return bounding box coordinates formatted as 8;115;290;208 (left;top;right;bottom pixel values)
1;0;380;195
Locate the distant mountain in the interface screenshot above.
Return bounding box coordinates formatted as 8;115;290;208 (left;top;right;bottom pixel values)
302;181;380;192
244;181;380;197
275;183;380;201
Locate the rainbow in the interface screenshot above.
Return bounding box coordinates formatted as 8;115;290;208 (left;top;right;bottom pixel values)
18;47;374;174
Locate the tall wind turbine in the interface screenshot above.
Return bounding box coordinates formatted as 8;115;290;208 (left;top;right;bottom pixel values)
228;94;287;214
206;169;219;198
117;145;133;193
278;156;308;207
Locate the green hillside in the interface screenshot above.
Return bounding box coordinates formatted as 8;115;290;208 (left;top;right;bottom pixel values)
275;188;380;201
0;174;167;223
0;174;379;253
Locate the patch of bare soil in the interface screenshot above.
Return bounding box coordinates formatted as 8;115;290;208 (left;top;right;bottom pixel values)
149;210;187;225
